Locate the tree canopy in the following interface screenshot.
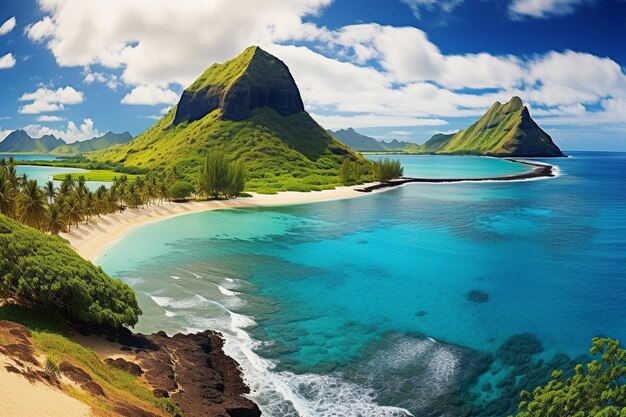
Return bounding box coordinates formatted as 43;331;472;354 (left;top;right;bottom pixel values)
513;337;626;417
0;214;141;328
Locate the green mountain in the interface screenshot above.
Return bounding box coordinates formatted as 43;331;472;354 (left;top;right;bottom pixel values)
0;130;66;153
329;128;419;152
94;46;368;193
419;97;564;157
51;131;133;155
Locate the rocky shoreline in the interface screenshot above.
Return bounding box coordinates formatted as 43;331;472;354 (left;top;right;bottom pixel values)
83;325;263;417
356;159;556;192
0;318;261;417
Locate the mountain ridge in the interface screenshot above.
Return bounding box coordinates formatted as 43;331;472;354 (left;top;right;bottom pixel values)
419;97;563;157
0;130;133;155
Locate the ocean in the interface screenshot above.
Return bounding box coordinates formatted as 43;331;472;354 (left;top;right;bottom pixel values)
98;152;626;416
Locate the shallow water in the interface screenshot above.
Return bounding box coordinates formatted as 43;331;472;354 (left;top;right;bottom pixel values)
99;152;626;416
0;153;59;162
15;165;111;191
366;154;532;178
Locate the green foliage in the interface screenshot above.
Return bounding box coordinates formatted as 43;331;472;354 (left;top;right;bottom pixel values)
373;158;403;181
93;106;372;193
0;215;141;328
199;150;247;199
512;337;626;417
169;180;195;201
52;170;142;182
339;159;367;184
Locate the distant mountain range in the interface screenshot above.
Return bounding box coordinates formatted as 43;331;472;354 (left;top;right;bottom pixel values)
330;97;563;157
327;128;420;152
0;130;133;155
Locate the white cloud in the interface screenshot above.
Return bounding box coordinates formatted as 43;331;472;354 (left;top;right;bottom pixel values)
24;118;101;143
121;85;179;105
18;86;84;114
0;17;16;35
37;115;65;122
29;0;331;88
0;53;16;69
400;0;464;18
84;70;121;90
0;128;11;141
390;130;412;136
24;16;55;42
509;0;589;18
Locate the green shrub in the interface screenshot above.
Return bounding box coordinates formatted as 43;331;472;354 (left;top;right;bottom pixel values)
169;181;195;201
373;158;403;181
0;215;141;328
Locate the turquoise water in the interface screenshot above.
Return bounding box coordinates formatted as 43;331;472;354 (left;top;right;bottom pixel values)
15;165;111;191
366;154;532;178
0;153;59;162
99;153;626;416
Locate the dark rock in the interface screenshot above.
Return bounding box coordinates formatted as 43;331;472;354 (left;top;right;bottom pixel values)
105;357;143;376
415;310;428;317
59;361;93;385
152;388;169;398
82;380;107;397
496;333;544;366
466;290;489;304
137;330;262;417
173;46;304;125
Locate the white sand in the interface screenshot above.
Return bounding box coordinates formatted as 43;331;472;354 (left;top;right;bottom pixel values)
61;184;378;262
0;363;91;417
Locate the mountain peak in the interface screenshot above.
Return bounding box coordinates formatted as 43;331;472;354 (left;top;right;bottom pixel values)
173;46;304;125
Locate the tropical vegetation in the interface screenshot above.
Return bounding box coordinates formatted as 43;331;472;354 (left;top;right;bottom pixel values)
199;150;247;199
0;215;141;328
512;337;626;417
373;158;404;181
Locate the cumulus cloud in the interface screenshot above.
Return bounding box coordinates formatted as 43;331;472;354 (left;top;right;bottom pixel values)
0;53;16;69
121;85;179;105
37;115;65;122
24;118;101;143
18;86;84;114
0;17;16;35
28;0;330;88
24;16;54;42
509;0;590;18
83;70;120;90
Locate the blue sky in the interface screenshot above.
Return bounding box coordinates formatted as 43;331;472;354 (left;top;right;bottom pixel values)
0;0;625;150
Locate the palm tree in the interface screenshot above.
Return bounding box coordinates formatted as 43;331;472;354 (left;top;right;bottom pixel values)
63;195;83;229
59;175;75;197
0;169;16;218
18;180;48;229
44;181;57;204
47;204;66;234
84;191;95;224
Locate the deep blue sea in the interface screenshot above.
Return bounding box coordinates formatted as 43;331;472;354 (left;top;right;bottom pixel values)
98;153;626;417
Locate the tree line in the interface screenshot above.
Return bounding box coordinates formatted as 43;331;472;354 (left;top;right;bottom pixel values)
0;152;247;235
339;157;404;185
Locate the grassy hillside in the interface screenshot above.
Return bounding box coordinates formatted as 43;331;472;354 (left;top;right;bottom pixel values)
419;97;563;157
95;107;366;193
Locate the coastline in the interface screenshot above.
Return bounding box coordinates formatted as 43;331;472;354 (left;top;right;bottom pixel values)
356;159;555;192
61;183;379;262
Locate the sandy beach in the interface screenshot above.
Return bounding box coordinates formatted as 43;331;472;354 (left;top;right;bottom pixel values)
61;184;378;262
